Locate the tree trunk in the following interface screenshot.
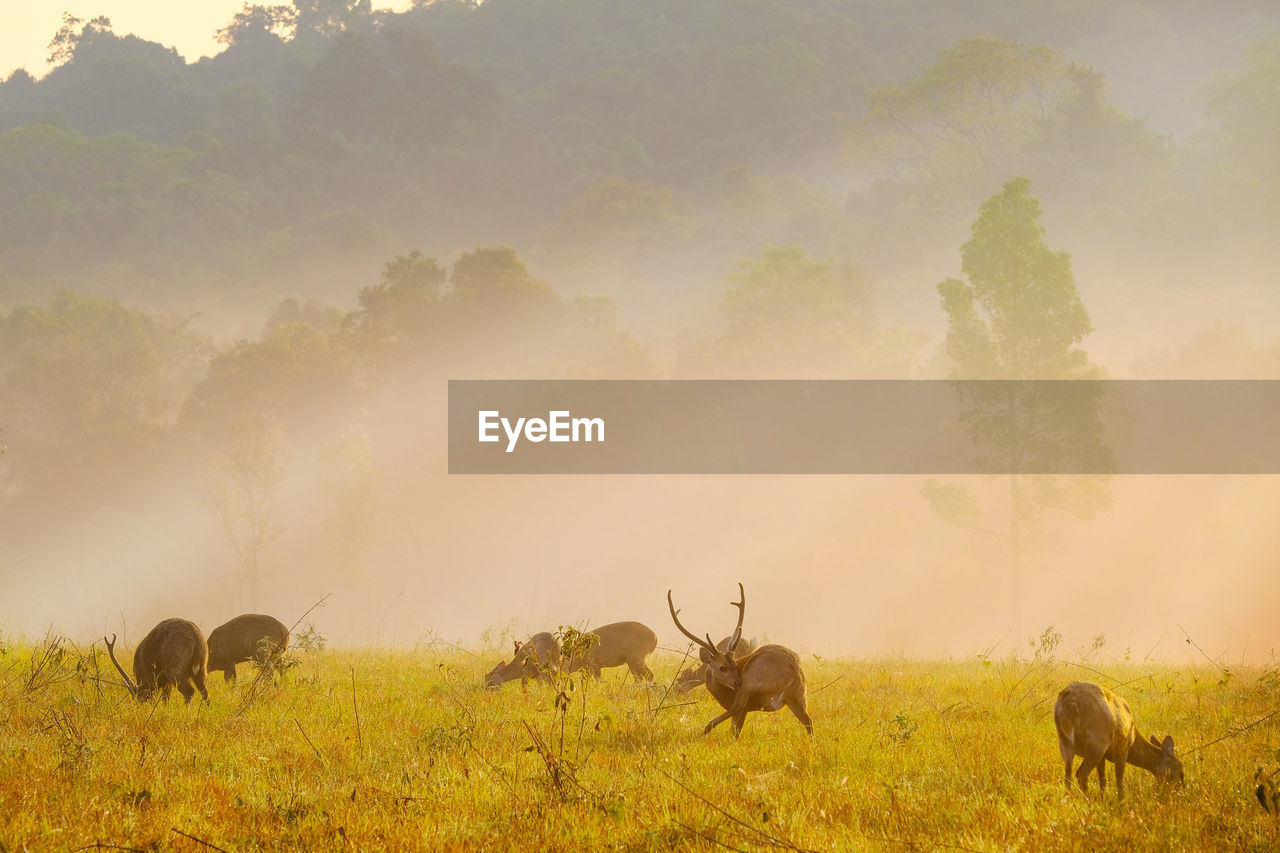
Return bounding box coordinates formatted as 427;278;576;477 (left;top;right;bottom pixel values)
1009;385;1022;636
1010;471;1021;638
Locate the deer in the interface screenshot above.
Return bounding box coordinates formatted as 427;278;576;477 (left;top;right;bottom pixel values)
207;614;290;685
564;621;657;681
1054;681;1184;799
668;583;811;738
485;631;562;688
672;634;757;695
103;618;210;704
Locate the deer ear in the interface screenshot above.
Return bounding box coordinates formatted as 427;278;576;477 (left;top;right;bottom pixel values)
1162;735;1175;756
1149;735;1161;748
698;647;714;664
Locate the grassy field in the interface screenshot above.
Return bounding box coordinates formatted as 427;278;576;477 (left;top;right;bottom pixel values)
1;629;1278;851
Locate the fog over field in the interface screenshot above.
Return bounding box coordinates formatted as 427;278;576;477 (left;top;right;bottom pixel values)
1;0;1278;662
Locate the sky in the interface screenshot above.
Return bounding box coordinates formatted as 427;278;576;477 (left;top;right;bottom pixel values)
0;1;411;79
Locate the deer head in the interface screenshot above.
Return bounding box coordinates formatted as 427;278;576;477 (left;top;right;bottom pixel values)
668;582;745;691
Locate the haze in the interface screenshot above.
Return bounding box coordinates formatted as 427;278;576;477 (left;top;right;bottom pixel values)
1;0;1278;666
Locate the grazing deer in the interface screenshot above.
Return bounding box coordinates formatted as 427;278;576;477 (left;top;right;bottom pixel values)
485;631;562;688
207;614;290;684
1054;681;1183;798
668;583;811;738
565;621;657;681
672;635;757;695
103;618;210;704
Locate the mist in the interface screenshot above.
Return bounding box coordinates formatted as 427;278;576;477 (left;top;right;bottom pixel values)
2;0;1280;666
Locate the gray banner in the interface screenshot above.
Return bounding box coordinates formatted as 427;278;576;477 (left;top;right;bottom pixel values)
447;380;1280;474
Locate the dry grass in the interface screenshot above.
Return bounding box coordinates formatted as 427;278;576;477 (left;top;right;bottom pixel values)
1;630;1278;851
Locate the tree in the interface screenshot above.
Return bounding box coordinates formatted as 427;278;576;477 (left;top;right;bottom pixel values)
343;250;447;372
216;4;298;47
451;245;555;307
859;39;1070;206
293;0;374;43
0;290;209;524
181;297;356;439
677;246;921;378
206;414;288;609
47;14;113;67
927;177;1112;628
342;247;650;381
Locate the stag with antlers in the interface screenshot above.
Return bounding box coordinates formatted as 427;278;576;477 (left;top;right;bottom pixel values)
667;583;812;738
103;618;210;704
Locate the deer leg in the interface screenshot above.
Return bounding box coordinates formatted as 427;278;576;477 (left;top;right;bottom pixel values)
193;668;209;703
223;666;237;685
627;661;655;682
1058;738;1075;791
702;709;736;735
176;678;196;705
731;709;750;739
786;695;814;735
725;691;755;739
1075;751;1103;794
1114;758;1126;801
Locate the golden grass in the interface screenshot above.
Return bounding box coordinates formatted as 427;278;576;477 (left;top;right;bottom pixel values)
1;634;1278;851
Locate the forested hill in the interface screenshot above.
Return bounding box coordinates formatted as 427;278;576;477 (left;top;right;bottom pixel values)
0;0;1278;340
3;0;1280;649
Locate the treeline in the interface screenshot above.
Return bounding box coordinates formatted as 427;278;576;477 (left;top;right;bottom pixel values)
0;236;928;551
4;0;1280;615
0;1;1278;327
0;246;628;530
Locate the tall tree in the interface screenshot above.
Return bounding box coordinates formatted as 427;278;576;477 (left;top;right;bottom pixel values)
206;413;288;610
927;177;1111;628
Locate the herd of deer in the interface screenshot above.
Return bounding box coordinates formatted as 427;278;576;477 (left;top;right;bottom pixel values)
99;584;1183;800
103;613;289;704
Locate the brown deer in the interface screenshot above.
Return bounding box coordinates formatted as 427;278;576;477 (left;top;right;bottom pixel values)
1054;681;1183;798
672;635;757;695
668;583;811;738
103;618;210;704
565;621;657;681
207;614;290;684
485;631;562;688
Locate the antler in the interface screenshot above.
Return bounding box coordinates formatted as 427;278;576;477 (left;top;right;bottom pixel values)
667;590;715;653
725;582;745;653
102;634;138;697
